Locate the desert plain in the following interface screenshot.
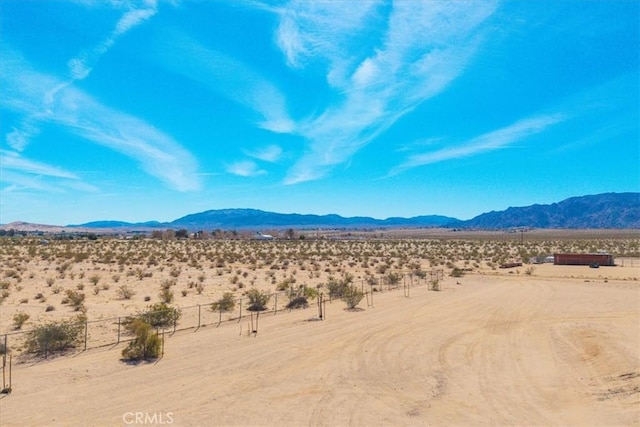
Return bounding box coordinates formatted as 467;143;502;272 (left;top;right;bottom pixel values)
0;229;638;426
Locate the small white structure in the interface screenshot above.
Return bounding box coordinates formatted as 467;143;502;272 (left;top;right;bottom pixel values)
255;232;274;240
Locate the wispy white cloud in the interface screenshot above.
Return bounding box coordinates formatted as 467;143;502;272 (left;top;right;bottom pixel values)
68;0;158;81
0;151;99;193
7;0;159;152
276;1;499;184
6;120;40;151
390;113;566;175
275;0;384;78
1;150;79;180
244;145;282;163
1;50;201;192
226;160;266;177
153;31;294;134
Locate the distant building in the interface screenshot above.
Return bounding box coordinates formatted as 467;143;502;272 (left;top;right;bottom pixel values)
553;253;615;266
254;232;274;240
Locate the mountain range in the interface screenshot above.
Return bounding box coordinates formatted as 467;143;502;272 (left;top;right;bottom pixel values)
2;193;638;232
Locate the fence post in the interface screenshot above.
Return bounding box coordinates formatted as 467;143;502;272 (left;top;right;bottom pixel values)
370;284;374;308
274;293;278;315
84;321;88;351
238;298;242;322
117;317;121;344
173;309;177;334
197;304;201;329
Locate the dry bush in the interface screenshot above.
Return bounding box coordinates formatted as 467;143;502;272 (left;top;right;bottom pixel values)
121;319;162;361
211;292;236;313
246;289;270;312
25;316;85;356
341;285;364;309
116;284;135;300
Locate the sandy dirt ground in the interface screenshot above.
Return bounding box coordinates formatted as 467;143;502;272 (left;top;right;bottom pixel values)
1;269;638;426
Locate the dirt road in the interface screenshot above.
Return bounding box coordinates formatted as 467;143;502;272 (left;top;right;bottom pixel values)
1;275;638;426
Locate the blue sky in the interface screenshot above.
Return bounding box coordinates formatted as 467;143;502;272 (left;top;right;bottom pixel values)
1;0;638;225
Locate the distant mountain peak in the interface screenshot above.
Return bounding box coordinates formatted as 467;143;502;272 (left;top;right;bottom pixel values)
461;192;639;229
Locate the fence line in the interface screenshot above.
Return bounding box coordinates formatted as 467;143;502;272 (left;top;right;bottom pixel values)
1;270;443;359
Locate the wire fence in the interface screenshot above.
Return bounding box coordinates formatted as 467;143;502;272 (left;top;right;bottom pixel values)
0;270;444;360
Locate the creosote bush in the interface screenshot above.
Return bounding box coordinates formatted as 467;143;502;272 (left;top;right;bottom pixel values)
13;311;30;329
65;289;86;312
116;284;135;300
25;315;85;355
121;319;162;361
341;285;365;309
246;288;270;312
451;267;465;278
286;296;308;309
129;302;181;328
211;292;235;313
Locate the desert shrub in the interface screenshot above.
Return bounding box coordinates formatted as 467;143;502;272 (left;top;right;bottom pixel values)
286;296;308;309
13;311;30;329
136;302;181;328
116;284;135;300
25;316;84;355
326;278;349;298
160;278;176;290
45;305;55;312
158;288;174;303
65;289;86;312
246;289;270;312
384;272;402;288
303;286;319;300
341;285;364;309
121;319;162;361
524;266;536;276
211;292;236;313
451;267;465;278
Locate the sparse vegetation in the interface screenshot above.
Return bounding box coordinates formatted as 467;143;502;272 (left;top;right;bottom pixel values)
24;316;85;356
121;319;162;361
117;284;135;300
341;285;365;309
246;289;270;312
211;292;236;313
135;302;181;329
12;311;30;329
0;231;637;359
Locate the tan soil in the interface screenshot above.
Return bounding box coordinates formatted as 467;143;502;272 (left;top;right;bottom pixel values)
1;271;638;426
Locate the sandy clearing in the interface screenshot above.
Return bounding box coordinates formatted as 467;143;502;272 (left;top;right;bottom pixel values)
1;274;638;427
